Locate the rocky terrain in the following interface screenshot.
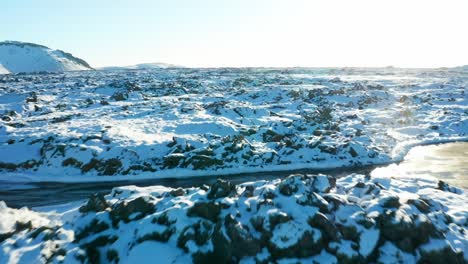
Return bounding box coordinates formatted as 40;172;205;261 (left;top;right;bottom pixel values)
0;174;466;263
0;67;467;263
0;67;466;182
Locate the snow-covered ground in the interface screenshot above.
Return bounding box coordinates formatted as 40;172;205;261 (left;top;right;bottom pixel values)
0;174;466;263
0;67;467;263
0;67;466;182
0;41;92;74
98;62;183;71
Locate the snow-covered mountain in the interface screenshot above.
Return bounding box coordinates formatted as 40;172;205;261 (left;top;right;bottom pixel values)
0;41;92;74
99;62;183;71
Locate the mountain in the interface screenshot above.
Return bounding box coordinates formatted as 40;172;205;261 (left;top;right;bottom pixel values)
0;41;93;74
99;62;183;71
454;65;468;71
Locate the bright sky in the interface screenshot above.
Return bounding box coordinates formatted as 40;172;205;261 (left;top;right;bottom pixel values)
1;0;467;68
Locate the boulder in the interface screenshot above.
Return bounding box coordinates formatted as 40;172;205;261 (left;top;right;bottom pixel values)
111;196;155;224
187;202;222;222
207;179;236;199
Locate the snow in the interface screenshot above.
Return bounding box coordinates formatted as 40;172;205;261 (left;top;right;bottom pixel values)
0;67;466;182
276;250;338;264
270;221;314;249
0;65;466;263
99;62;182;71
0;41;92;74
0;173;466;263
0;201;50;234
359;228;379;257
329;239;358;258
0;64;9;75
124;241;190;264
378;242;417;263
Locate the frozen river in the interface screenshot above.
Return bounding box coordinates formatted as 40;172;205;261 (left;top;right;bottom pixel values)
0;142;466;208
373;141;468;189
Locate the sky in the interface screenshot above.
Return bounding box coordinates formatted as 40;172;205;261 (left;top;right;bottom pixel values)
1;0;467;68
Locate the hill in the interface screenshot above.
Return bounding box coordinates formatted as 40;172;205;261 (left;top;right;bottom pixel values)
0;41;92;74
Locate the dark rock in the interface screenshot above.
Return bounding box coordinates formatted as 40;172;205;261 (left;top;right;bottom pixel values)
26;92;38;103
242;185;254;197
75;219;110;241
28;226;55;240
187;202;221;222
262;130;284;143
338;224;360;242
62;157;83;168
437;180;449;191
419;245;465;264
151;213;172;226
382;196;400;208
111;92;128;101
187;155;223;170
297;192;329;213
269;212;291;230
349;147;359;158
0;162;17;170
79;193;109;213
323;193;346;211
81;158;122;175
191;224;231;264
170;188;186;197
278;175;302;196
319;144;338;155
111;196;155;224
137;228;175;243
378;211;440;252
106;249;120;264
15;221;32;232
51;115;72;123
0;232;15;243
308;212;339;241
80;235;119;264
177;221;213;251
207;179;236;199
81;158;100;173
354;182;366;188
250;216;265;231
163;154;185;169
224;214;262;258
263;191;277;200
268;229;323;259
1;115;12;122
101;158;122;176
408;199;431;213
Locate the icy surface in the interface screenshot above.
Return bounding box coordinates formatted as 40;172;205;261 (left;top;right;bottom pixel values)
0;67;466;182
0;174;466;263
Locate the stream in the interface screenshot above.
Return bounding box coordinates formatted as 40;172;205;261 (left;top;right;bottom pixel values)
0;142;466;208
